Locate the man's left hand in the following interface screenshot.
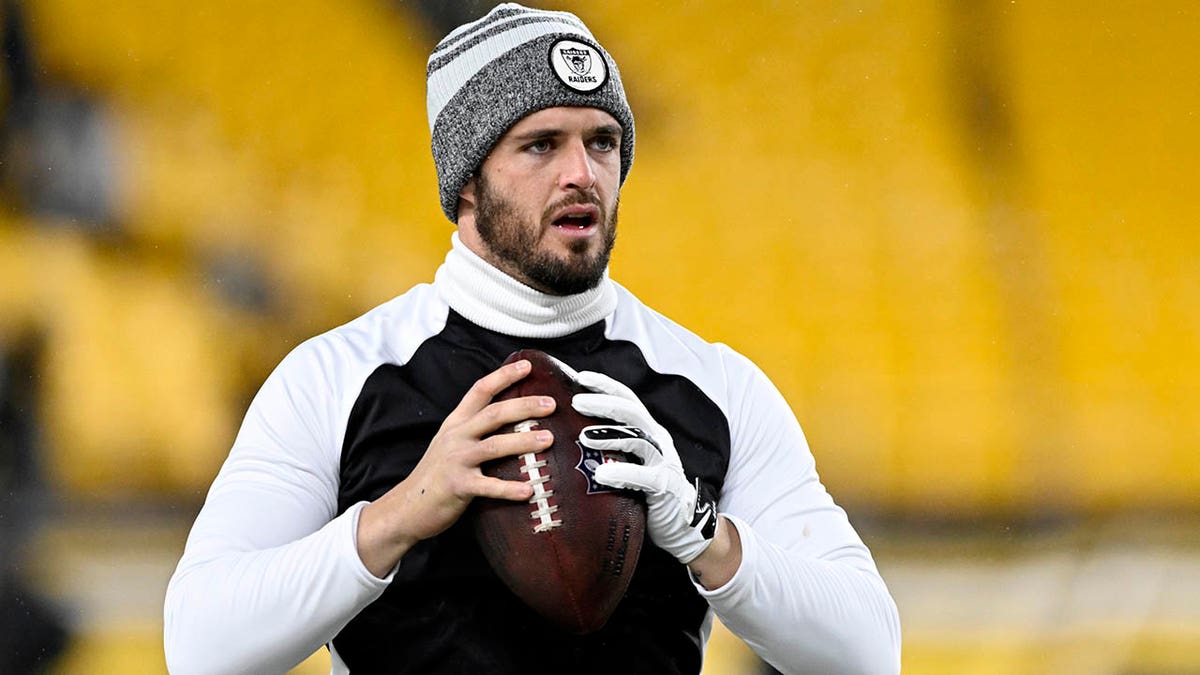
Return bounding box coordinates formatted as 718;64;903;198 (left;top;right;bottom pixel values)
572;371;717;565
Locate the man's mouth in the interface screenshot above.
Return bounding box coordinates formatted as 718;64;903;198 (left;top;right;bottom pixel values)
551;204;600;230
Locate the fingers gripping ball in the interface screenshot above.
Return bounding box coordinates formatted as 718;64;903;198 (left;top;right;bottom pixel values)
470;350;647;634
573;371;719;565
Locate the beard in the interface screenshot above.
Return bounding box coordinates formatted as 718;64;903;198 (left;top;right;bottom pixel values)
474;172;618;296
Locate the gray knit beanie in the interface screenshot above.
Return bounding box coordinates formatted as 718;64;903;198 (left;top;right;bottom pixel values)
426;3;635;222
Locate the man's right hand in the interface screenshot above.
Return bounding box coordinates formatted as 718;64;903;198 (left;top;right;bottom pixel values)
355;358;556;577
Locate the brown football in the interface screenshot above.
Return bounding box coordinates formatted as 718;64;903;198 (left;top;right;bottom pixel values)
471;349;646;634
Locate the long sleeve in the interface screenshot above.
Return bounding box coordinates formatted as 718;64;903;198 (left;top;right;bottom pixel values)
163;336;391;675
700;347;902;674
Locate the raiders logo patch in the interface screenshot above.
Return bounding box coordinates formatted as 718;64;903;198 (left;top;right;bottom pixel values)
549;38;607;93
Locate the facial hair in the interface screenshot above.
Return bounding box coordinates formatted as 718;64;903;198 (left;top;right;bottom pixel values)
474;172;618;296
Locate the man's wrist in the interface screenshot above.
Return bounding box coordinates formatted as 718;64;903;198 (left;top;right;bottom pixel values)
356;491;418;579
686;515;743;591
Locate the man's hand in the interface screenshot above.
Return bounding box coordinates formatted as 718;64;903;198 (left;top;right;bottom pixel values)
572;371;717;565
356;359;556;578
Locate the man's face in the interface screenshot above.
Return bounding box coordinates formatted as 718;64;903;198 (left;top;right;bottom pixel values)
459;107;622;296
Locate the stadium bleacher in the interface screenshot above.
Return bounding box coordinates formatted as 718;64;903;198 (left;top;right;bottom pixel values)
1;0;1196;672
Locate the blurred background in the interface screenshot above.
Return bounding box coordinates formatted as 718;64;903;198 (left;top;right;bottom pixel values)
0;0;1196;672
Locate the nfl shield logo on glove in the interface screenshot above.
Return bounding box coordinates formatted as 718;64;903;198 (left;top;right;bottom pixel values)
575;442;627;494
575;425;653;494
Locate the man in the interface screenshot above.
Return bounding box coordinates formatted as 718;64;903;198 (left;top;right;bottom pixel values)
164;4;901;674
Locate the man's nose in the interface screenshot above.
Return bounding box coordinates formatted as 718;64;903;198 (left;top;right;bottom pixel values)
558;139;597;191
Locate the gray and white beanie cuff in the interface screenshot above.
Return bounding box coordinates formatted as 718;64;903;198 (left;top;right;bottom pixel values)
426;3;635;222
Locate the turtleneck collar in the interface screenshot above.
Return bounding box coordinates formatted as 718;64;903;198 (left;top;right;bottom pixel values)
433;233;618;339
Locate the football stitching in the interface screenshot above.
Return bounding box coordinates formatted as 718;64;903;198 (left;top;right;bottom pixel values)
515;420;561;533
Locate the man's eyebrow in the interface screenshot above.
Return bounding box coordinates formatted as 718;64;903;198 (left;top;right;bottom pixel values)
508;124;623;142
510;128;563;142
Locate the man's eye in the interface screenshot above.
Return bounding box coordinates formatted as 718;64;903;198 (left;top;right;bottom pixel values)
592;136;617;152
526;140;552;153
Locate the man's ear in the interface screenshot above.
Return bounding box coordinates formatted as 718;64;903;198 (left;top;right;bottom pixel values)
460;176;477;208
456;175;477;224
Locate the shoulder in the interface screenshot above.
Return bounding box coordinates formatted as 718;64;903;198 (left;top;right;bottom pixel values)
259;285;449;410
236;284;450;453
605;282;760;417
286;284;448;373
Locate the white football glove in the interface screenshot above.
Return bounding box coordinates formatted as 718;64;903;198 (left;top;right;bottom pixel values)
572;370;717;565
